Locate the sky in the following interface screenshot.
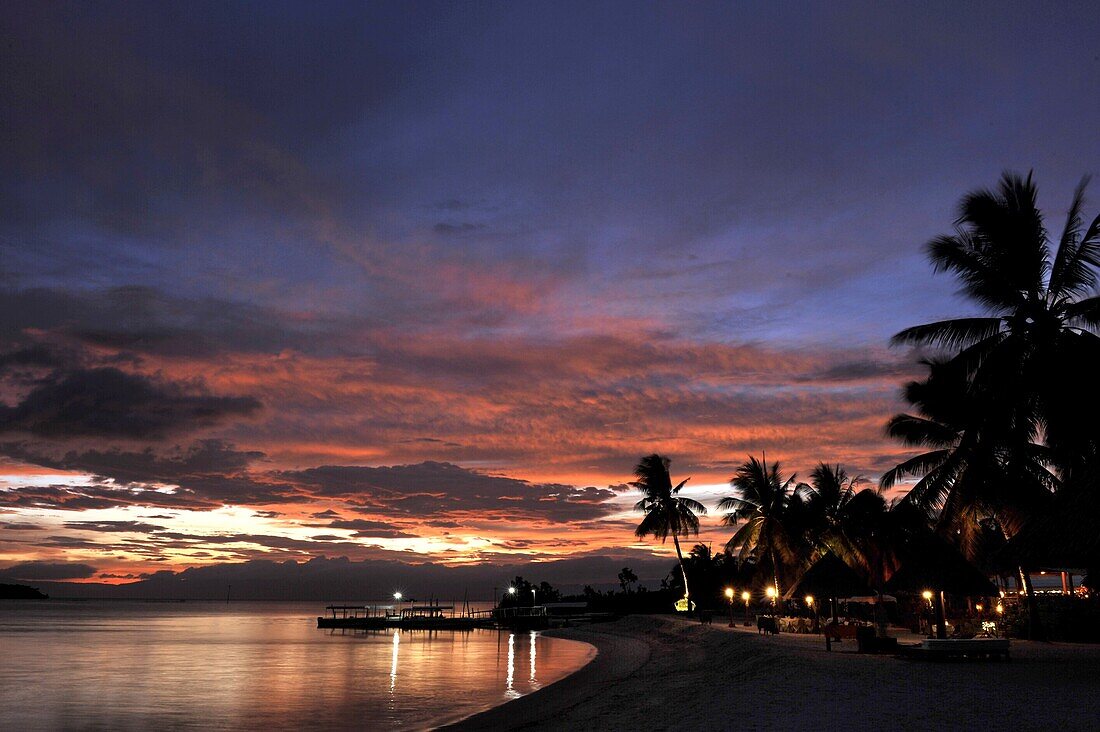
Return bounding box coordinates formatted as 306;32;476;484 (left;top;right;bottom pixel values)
1;1;1099;593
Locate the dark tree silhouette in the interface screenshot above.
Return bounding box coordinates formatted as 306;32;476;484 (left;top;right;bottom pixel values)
631;454;706;606
892;172;1100;474
887;172;1100;637
719;455;800;599
617;566;638;593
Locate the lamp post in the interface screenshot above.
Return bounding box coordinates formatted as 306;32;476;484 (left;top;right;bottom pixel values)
921;590;933;637
805;594;818;633
742;591;751;626
724;587;735;627
765;584;777;616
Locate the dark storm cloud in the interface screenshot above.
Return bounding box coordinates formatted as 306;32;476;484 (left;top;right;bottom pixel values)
61;521;165;533
0;367;260;439
0;440;263;484
0;484;213;512
0;344;68;371
0;287;351;358
0;560;98;580
325;519;418;540
285;462;619;523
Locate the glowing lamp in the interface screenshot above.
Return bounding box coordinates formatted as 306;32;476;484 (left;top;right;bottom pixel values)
921;590;933;601
765;586;776;599
975;604;983;612
393;592;402;601
724;587;734;599
741;591;750;602
995;603;1004;615
508;587;516;595
804;595;814;606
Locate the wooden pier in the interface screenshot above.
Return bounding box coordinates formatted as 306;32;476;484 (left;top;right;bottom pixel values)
316;602;551;630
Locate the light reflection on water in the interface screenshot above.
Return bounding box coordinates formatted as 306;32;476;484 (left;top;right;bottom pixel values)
0;601;595;731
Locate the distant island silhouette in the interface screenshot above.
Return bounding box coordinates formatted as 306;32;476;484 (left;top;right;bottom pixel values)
0;583;49;599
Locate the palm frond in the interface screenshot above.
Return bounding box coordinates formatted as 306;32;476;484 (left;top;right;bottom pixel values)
891;317;1004;350
885;414;958;448
1049;176;1092;297
879;449;950;489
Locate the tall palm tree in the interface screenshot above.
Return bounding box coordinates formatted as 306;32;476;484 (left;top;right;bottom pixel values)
719;455;799;599
892;171;1100;472
631;454;706;605
886;172;1098;637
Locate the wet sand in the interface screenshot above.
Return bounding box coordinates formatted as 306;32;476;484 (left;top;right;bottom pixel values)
448;614;1100;731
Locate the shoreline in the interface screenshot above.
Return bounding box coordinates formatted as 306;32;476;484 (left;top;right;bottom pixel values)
447;614;1100;731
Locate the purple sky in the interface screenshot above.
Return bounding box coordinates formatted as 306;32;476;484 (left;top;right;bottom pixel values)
1;2;1098;587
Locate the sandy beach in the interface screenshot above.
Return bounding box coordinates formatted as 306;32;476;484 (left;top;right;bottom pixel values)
449;615;1100;731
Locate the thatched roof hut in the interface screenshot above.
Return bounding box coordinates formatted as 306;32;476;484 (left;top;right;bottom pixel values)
886;532;996;597
785;552;871;600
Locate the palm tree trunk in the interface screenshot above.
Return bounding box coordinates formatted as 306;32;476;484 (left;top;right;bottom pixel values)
672;532;690;603
768;546;781;608
1018;566;1039;640
934;590;948;640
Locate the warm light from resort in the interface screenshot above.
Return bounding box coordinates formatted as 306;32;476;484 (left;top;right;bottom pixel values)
741;591;750;602
724;587;734;599
921;590;933;602
996;603;1004;615
765;586;776;599
975;603;983;612
804;595;814;606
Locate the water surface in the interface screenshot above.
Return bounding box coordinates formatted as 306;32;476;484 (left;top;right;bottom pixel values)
0;601;595;730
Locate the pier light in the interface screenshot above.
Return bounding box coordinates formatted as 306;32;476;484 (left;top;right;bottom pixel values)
724;587;734;599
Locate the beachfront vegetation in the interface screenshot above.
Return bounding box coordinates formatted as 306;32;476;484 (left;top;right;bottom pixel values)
631;173;1100;638
885;172;1100;636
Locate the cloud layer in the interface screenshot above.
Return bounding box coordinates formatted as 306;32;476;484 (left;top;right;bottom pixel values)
2;2;1098;586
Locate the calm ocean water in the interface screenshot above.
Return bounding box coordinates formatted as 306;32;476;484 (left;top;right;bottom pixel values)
0;600;595;731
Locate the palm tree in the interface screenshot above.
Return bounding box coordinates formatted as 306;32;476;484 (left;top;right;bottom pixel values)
800;463;865;545
892;171;1100;472
886;172;1099;637
719;455;800;599
631;454;706;606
